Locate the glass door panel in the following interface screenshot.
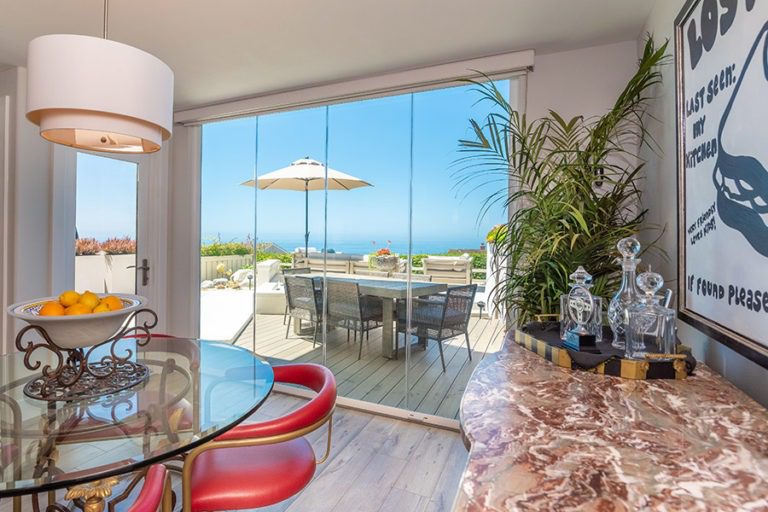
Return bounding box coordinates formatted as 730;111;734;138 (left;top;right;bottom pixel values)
408;81;511;419
253;107;326;366
325;94;411;409
74;153;139;295
199;118;257;344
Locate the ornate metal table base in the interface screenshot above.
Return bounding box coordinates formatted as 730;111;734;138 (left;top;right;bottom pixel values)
24;361;150;402
16;309;158;402
65;477;119;512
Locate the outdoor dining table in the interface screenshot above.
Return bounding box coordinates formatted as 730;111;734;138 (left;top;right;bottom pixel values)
301;273;448;358
0;337;274;511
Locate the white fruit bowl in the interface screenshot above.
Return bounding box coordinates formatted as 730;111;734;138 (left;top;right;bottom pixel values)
8;294;147;350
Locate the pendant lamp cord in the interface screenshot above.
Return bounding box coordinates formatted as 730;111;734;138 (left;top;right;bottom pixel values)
103;0;109;39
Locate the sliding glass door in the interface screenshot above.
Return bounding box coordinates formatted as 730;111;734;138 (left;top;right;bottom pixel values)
198;77;519;421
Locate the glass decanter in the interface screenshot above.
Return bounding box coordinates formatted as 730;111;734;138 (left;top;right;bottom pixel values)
626;269;677;360
607;237;641;349
560;266;603;342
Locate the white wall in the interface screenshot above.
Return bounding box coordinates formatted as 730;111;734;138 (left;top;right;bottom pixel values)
640;0;768;407
164;124;201;338
0;67;52;353
527;40;639;120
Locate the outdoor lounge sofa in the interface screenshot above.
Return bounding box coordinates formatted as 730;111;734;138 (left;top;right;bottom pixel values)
422;255;473;285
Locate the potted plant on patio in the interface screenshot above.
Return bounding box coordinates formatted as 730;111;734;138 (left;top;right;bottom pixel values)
370;241;399;272
455;37;669;324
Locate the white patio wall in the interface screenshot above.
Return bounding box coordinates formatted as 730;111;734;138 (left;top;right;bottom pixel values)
75;254;136;294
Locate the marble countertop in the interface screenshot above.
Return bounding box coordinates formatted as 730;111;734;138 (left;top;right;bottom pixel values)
454;331;768;511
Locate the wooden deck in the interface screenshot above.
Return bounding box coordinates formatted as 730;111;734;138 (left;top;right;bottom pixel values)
234;313;506;419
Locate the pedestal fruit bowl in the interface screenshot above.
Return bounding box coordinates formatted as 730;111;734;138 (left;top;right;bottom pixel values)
8;294;147;349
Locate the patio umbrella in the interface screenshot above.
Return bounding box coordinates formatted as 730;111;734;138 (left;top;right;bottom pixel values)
241;157;372;255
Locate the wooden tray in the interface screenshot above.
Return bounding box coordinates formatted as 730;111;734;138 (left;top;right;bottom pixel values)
515;325;692;380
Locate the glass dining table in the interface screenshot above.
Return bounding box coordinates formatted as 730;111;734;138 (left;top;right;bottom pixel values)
0;336;274;511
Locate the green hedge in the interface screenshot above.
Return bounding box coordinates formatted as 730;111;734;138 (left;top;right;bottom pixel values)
257;252;292;264
201;241;253;256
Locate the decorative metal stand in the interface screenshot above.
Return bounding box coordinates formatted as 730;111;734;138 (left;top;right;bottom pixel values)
15;309;158;401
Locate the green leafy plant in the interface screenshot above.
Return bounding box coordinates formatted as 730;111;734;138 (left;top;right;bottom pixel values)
455;37;669;324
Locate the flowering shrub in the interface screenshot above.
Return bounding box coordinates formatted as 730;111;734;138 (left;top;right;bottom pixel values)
75;238;101;255
101;237;136;254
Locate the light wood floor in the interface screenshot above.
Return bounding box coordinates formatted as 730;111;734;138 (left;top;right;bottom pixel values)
1;394;469;512
235;313;505;419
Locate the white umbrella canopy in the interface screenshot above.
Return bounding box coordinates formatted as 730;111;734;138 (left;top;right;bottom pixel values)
241;158;372;190
241;158;372;254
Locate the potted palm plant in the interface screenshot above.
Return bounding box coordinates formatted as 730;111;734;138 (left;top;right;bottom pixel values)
455;38;669;325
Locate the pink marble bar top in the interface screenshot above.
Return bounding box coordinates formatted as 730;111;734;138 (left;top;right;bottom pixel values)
454;331;768;511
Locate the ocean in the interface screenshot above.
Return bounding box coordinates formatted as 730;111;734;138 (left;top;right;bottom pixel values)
203;233;485;255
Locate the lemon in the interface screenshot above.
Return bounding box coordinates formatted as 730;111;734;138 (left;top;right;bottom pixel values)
79;291;100;310
65;303;92;315
39;301;65;316
93;303;111;314
59;290;81;307
102;296;123;311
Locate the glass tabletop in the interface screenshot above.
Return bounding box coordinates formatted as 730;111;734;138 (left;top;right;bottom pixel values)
0;337;274;496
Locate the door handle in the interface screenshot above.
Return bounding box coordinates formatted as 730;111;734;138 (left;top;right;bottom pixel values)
126;258;150;286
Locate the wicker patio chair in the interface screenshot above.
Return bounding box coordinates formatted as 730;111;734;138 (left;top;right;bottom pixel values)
326;280;383;359
391;272;433;282
282;267;312;324
395;284;477;371
284;275;323;346
353;268;390;278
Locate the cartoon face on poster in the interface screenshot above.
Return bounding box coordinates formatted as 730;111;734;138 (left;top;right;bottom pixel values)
676;0;768;363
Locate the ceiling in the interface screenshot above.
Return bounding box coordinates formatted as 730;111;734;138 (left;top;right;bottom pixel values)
0;0;653;110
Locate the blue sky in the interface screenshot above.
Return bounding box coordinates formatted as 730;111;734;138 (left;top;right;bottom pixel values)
201;81;509;254
76;153;137;240
76;81;509;254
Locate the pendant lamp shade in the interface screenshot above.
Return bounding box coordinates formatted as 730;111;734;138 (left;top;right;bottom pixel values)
26;34;174;153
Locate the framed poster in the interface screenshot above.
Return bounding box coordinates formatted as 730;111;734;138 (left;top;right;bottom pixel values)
676;0;768;367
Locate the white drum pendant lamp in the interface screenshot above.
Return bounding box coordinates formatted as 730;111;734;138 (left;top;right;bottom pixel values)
26;1;173;153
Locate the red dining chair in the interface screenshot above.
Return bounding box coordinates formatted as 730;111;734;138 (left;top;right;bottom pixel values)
181;363;336;512
127;464;173;512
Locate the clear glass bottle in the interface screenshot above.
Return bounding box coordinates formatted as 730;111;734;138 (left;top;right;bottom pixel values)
626;269;677;360
560;266;603;342
608;237;641;349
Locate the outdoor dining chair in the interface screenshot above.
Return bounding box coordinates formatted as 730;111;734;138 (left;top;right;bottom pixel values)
284;275;323;347
281;267;312;324
395;284;477;371
326;280;383;359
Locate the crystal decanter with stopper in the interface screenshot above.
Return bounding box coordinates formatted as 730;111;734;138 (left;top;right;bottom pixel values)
626;268;677;360
608;237;641;349
560;266;603;342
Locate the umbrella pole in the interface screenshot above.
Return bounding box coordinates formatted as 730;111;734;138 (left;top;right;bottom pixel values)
304;183;309;256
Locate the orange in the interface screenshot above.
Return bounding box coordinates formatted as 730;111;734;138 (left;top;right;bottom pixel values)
65;303;92;316
79;291;100;310
59;290;81;307
39;301;65;316
101;296;123;311
93;302;111;314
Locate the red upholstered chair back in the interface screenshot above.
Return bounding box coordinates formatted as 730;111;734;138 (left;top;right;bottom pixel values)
218;363;336;441
127;465;172;512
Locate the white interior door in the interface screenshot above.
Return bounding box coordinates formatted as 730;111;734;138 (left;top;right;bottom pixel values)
51;146;168;331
